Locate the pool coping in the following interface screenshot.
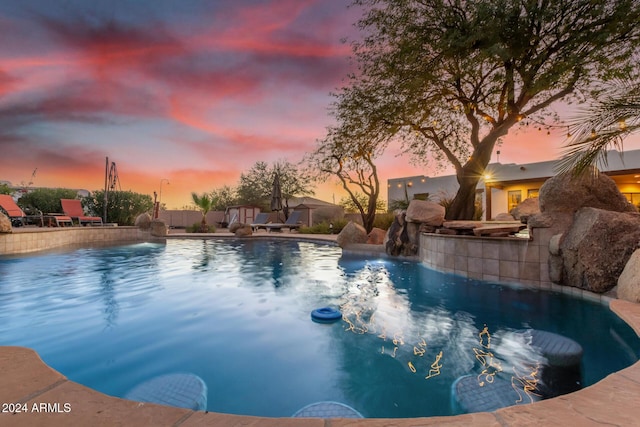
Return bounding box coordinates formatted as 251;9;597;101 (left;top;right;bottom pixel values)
1;233;640;425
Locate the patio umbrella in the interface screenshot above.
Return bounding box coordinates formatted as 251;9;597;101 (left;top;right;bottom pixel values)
270;172;283;222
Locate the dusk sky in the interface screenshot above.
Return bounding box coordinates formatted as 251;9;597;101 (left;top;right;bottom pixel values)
2;0;638;209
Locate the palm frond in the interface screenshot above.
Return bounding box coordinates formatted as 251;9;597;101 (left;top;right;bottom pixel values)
556;80;640;176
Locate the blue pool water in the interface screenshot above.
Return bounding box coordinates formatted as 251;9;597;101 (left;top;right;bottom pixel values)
0;239;639;418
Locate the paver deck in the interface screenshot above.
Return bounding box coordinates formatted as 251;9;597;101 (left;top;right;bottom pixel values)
1;230;640;426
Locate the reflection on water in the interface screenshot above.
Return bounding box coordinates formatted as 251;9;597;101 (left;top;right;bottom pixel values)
0;240;639;419
474;325;501;386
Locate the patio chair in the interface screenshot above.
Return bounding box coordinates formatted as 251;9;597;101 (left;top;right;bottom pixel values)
42;214;74;227
264;210;302;233
0;194;28;227
0;194;43;227
61;199;103;226
250;212;271;232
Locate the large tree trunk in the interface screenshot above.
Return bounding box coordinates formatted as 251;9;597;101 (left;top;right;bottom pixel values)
363;211;376;234
447;173;479;220
446;136;500;220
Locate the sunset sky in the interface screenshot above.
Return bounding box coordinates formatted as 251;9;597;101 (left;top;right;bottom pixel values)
1;0;638;209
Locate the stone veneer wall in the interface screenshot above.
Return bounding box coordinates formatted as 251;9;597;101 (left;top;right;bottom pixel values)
420;227;558;287
419;227;613;304
0;227;155;256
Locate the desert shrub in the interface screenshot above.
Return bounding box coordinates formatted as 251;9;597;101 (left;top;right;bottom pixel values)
388;199;409;212
437;192;484;220
186;222;216;233
299;223;330;234
330;218;349;233
373;213;395;230
299;218;348;234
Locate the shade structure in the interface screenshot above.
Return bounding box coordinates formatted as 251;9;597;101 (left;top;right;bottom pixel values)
270;172;283;221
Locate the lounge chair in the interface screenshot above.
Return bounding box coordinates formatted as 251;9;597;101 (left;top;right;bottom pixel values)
61;199;103;226
0;194;29;227
264;211;302;233
42;214;74;227
250;212;271;232
0;194;45;227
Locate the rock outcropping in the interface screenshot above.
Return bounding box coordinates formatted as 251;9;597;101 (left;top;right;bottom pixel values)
531;172;636;234
0;213;11;233
366;227;386;245
535;171;640;298
510;197;540;222
405;200;445;226
135;213;152;230
385;211;412;256
234;224;253;237
559;207;640;293
336;221;368;248
617;249;640;303
150;220;168;236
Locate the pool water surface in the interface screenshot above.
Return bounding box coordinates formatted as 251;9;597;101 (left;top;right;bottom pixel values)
0;239;638;418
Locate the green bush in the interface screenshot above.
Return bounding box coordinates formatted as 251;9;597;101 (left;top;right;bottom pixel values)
17;188;79;214
83;190;153;226
186;222;216;233
299;218;349;234
330;218;348;233
388;199;409;212
373;213;395;230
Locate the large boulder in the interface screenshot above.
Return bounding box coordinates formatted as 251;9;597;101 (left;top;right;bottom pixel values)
366;227;386;245
539;172;635;215
510;197;540;222
559;207;640;293
405;200;445;226
229;222;244;233
530;172;635;235
150;220;168;237
617;249;640;303
336;221;368;248
135;213;152;230
494;212;515;221
234;225;253;237
0;212;12;233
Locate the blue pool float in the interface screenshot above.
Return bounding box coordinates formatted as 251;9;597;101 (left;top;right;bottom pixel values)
311;307;342;323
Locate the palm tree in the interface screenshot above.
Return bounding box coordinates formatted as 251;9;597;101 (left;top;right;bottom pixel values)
191;192;213;232
557;80;640;176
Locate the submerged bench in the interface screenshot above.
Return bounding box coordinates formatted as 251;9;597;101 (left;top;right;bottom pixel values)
452;329;583;413
125;373;208;411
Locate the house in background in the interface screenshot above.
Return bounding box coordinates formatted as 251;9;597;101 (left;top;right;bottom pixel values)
388;149;640;220
288;197;343;227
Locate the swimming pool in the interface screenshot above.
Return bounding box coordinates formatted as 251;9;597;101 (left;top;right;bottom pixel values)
0;239;638;418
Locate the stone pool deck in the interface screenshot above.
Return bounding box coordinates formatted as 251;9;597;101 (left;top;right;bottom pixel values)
1;229;640;425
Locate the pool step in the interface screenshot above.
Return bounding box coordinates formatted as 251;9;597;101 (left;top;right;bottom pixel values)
125;373;208;411
451;375;540;414
293;401;363;418
520;329;583;398
452;329;583;413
